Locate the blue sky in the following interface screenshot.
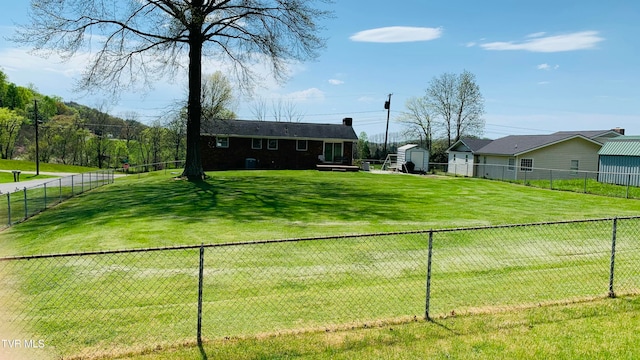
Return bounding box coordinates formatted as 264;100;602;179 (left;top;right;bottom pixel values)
1;1;639;139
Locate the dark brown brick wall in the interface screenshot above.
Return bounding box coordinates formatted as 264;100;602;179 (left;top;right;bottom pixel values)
201;135;354;170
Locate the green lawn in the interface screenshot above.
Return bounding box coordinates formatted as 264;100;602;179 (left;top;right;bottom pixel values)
0;159;98;174
1;170;640;359
2;170;639;256
118;295;640;360
0;171;57;184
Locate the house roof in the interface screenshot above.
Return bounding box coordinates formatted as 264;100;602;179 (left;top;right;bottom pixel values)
202;119;358;141
598;137;640;156
446;138;493;153
551;130;620;140
476;134;602;156
398;144;418;151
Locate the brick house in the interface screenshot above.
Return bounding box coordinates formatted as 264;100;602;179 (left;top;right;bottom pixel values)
201;118;358;170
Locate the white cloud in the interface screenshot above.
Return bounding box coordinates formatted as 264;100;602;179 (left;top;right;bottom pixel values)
481;31;604;52
537;81;550;85
537;63;560;71
537;63;551;70
286;88;325;102
1;48;87;78
465;42;477;48
328;79;344;85
350;26;443;43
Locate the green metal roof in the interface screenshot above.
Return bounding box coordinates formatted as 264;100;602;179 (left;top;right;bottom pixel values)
599;138;640;156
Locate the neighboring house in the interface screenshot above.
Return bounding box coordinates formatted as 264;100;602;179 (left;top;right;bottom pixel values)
200;118;358;170
447;129;623;180
447;138;493;177
598;136;640;186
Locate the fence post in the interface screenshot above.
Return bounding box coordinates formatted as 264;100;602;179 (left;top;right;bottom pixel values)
197;244;205;346
7;193;11;226
425;231;434;320
626;174;631;199
608;218;618;298
59;178;62;204
44;183;47;210
23;187;28;220
584;172;588;193
549;170;553;189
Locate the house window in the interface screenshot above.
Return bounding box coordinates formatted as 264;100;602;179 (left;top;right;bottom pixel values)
465;154;469;163
296;140;308;151
323;142;343;163
570;160;579;174
252;138;262;149
508;158;515;171
520;158;533;172
216;136;229;148
267;139;278;150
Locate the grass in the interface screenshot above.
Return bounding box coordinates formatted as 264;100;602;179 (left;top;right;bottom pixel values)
116;295;640;360
2;170;640;255
0;158;98;174
0;171;56;184
513;177;640;199
1;170;640;359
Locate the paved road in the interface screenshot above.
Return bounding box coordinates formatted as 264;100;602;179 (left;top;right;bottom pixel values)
0;171;113;194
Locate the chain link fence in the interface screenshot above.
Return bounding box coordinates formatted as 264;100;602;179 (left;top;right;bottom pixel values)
0;170;114;229
439;162;640;199
1;217;639;359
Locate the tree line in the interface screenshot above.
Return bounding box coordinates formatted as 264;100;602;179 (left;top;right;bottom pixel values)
0;69;190;169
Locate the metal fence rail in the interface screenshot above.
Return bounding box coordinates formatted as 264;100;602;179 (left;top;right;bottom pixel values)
1;217;639;359
0;170;114;229
437;162;640;199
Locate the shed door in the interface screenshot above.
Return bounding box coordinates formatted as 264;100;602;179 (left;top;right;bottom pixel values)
410;151;424;170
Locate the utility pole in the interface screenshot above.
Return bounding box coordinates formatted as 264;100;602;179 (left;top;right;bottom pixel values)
383;93;392;154
34;99;40;175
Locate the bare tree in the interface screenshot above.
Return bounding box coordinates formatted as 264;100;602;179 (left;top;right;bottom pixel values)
282;99;304;122
427;70;484;147
16;0;331;180
201;71;236;132
397;96;436;150
250;97;268;121
165;108;187;162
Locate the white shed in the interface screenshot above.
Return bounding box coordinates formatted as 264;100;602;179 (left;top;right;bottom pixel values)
397;144;429;173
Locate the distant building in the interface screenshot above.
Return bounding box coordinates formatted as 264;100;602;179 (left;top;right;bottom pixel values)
447;129;623;179
200;118;358;170
598;136;640;186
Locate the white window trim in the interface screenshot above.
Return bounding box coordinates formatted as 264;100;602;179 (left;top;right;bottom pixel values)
216;136;229;148
252;138;262;150
508;158;515;171
267;139;278;150
296;140;308;151
520;158;533;172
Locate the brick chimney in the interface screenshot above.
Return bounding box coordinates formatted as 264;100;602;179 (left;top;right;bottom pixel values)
342;117;353;126
612;127;625;135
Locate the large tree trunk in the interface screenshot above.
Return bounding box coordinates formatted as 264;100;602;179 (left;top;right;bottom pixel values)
182;14;205;181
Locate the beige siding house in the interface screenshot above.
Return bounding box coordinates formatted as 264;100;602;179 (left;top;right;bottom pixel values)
447;138;492;176
448;130;623;180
